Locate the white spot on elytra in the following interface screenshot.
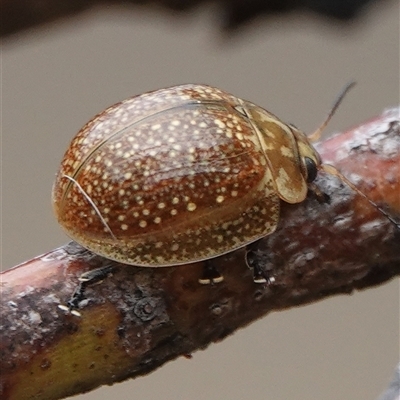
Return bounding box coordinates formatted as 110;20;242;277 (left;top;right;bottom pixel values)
236;132;244;140
187;203;197;211
214;119;226;129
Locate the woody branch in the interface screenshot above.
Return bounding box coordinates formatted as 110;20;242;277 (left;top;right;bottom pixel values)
1;106;399;400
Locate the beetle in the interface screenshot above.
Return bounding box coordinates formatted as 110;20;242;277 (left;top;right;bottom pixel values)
53;82;376;286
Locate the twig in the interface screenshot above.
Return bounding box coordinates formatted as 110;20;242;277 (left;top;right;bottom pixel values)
1;107;399;400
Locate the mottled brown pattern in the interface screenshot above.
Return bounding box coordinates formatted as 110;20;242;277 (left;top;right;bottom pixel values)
52;84;319;266
246;104;309;203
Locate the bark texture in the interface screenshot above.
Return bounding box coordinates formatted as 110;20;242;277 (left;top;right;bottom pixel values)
1;106;399;400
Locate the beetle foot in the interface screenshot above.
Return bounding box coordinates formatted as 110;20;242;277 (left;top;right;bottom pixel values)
245;241;274;284
198;261;224;285
252;264;269;284
59;264;115;315
247;252;272;284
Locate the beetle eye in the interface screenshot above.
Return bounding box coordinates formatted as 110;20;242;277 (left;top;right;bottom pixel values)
304;157;318;183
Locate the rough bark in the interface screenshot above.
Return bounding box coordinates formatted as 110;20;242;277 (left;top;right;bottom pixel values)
1;107;399;400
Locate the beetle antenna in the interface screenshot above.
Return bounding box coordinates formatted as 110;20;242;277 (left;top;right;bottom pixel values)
308;81;356;142
320;164;400;229
62;174;117;240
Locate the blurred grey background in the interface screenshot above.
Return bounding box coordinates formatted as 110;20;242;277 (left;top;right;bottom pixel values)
2;1;399;399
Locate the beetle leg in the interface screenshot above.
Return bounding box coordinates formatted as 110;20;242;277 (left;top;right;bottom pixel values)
77;264;115;284
198;261;224;285
61;265;115;313
245;240;274;284
307;182;330;204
